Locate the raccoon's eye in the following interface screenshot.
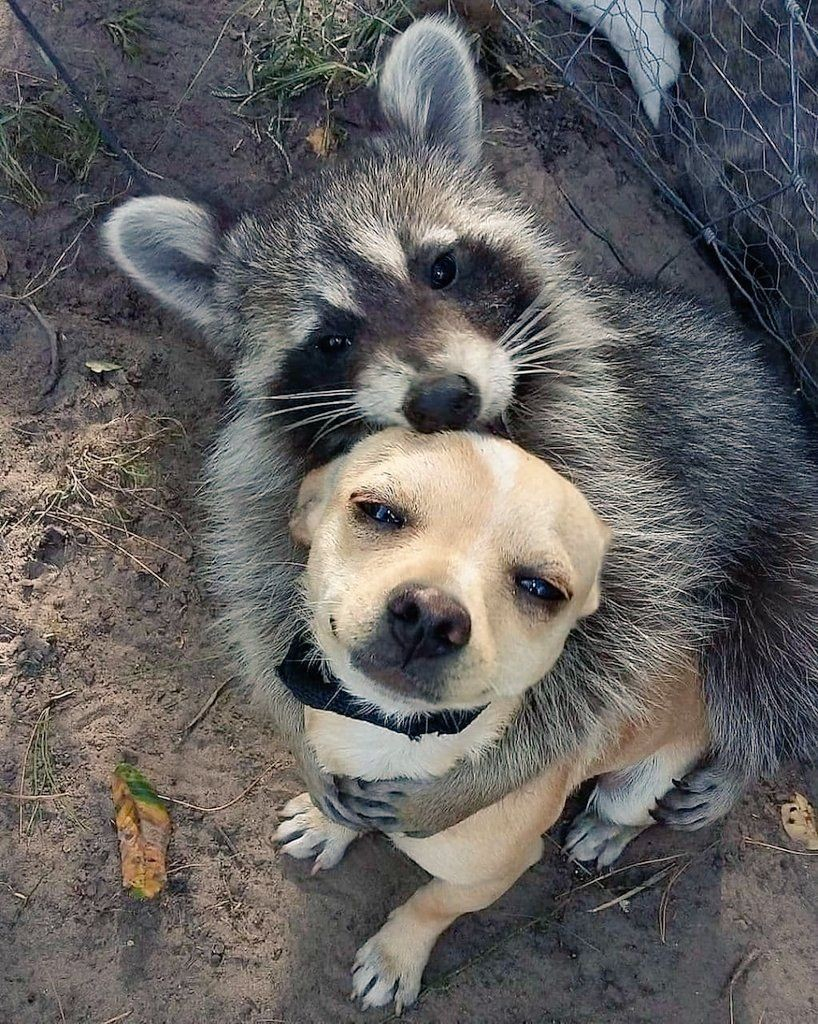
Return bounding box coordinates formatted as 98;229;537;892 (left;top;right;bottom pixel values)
355;500;406;529
316;334;353;355
430;252;457;290
515;575;568;604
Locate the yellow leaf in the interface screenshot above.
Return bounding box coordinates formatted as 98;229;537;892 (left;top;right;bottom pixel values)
85;359;123;374
780;792;818;851
305;122;339;158
111;762;171;899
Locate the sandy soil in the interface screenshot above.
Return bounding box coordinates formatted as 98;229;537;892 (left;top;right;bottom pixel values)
1;4;816;1024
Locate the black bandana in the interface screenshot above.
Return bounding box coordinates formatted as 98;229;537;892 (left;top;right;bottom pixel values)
278;633;486;741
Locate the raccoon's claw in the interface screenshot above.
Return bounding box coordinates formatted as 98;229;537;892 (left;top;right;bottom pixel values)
650;760;746;831
333;776;419;833
308;773;377;832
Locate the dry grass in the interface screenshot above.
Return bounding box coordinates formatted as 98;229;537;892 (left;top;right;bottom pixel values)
19;691;83;835
221;0;411;146
27;414;188;587
0;84;103;209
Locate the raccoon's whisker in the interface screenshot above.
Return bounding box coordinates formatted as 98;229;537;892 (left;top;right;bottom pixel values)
308;407;364;449
257;398;355;422
514;367;584;380
281;405;357;434
308;410;365;451
311;411;364;452
504;323;568;361
501;310;552;355
511;364;566;376
497;291;550;348
250;389;356;402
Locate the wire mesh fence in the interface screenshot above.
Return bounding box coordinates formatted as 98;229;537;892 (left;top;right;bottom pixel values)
500;0;818;405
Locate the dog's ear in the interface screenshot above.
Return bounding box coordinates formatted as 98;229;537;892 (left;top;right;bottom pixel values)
378;17;482;165
290;460;343;548
580;518;613;618
102;196;221;333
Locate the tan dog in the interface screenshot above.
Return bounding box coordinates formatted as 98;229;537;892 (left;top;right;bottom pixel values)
275;428;708;1012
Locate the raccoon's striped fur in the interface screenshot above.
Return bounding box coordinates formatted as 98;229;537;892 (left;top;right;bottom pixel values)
103;17;818;835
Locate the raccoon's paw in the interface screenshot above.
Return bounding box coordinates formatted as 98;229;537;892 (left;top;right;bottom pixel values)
351;914;431;1013
275;793;359;874
563;810;647;870
650;760;746;831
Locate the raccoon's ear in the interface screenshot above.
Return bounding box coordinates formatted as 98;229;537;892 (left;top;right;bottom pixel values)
102;196;220;333
378;17;482;165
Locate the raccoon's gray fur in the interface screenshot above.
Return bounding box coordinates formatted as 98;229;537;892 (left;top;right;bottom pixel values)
664;0;818;402
103;17;818;836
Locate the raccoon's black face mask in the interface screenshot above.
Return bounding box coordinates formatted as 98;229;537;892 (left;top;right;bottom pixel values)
102;18;564;463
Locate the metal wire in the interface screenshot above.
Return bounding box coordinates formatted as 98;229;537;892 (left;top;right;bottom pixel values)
501;0;818;404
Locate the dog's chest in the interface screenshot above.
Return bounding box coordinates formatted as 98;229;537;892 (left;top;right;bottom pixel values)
304;702;517;781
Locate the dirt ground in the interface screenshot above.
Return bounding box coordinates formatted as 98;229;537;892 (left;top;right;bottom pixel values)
1;3;816;1024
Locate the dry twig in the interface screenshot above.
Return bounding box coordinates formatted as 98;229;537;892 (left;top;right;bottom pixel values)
25;300;60;396
184;678;234;733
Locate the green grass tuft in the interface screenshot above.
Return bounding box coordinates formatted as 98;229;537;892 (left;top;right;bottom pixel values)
0;87;102;209
103;8;150;61
222;0;412;145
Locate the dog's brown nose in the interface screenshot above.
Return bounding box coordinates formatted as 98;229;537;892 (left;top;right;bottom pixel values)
387;585;471;661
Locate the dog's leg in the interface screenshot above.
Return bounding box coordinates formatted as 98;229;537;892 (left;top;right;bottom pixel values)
275;792;360;873
563;743;700;869
351;837;544;1013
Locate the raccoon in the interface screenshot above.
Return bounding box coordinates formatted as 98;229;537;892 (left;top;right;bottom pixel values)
103;18;818;839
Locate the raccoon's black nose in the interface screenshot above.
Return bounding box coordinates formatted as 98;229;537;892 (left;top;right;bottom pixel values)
403;374;480;433
387;585;471;662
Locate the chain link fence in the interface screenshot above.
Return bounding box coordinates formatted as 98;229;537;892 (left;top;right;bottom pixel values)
500;0;818;406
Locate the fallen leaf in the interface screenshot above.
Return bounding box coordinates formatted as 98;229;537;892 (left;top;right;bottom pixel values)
85;359;123;375
111;762;171;899
306;121;339;158
417;0;501;34
780;792;818;851
494;63;560;95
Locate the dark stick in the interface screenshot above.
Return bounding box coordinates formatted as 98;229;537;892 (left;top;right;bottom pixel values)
5;0;155;194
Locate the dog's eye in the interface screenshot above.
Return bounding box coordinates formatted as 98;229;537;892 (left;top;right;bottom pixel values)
430;252;457;290
356;501;405;528
316;334;353;355
516;575;568;603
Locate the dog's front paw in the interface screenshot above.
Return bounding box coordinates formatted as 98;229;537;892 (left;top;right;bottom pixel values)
563;810;646;870
275;792;358;873
351;919;429;1013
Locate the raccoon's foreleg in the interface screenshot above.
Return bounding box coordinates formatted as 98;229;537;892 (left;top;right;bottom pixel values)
331;707;553;837
671;523;818;829
563;743;704;868
649;754;747;830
